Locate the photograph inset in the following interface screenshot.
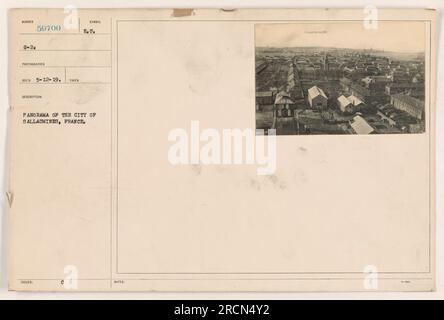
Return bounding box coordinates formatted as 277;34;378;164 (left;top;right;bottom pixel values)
255;22;426;135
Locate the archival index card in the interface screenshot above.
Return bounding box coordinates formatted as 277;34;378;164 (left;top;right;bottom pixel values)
7;8;437;291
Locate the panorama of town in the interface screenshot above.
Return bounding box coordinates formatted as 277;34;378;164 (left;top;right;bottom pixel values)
255;47;425;135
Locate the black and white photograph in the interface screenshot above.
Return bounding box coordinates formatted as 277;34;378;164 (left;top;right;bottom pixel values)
255;22;426;135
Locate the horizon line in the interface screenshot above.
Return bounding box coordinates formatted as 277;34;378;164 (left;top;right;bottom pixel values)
256;46;425;55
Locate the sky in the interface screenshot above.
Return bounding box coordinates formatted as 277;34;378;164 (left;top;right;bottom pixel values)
255;21;426;53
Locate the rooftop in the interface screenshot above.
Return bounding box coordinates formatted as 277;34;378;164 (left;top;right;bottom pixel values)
308;86;327;100
275;91;294;105
350;115;374;134
391;94;424;110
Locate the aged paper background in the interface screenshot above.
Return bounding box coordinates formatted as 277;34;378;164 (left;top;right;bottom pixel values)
6;8;437;292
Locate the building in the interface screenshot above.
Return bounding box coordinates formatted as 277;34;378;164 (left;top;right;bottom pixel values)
350;76;390;104
409;123;425;133
377;110;397;127
390;94;424;120
256;91;275;107
348;95;364;107
350;83;372;103
339;77;352;93
377;104;419;129
255;60;268;74
350;115;375;134
274;91;295;117
287;65;297;93
337;94;364;113
299;66;317;80
337;95;351;113
307;86;328;109
385;82;424;99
